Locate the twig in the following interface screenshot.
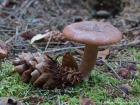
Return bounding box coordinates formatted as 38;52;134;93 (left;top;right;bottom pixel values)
24;87;32;97
74;56;82;62
45;34;52;51
93;74;132;100
99;59;122;81
37;102;41;105
111;83;132;100
0;0;28;24
18;96;37;101
49;95;57;100
122;26;140;33
116;16;139;23
54;0;61;9
41;46;85;53
0;9;21;24
32;44;42;52
106;59;140;64
54;96;61;105
0;30;15;31
31;88;83;94
18;0;36;20
5;24;48;44
25;102;29;105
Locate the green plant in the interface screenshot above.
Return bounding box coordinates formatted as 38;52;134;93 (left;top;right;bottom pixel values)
133;52;140;62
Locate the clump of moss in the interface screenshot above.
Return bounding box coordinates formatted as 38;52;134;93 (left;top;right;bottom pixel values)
1;58;140;105
0;63;35;97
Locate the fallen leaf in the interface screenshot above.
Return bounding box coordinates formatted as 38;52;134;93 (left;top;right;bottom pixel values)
0;97;23;105
32;96;43;103
97;49;110;59
132;31;139;39
119;83;132;90
63;96;70;102
30;33;49;44
130;70;139;76
62;52;78;69
79;98;96;105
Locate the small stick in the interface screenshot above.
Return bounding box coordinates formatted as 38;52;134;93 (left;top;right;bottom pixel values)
41;46;85;53
45;34;52;51
24;87;32;97
5;25;48;44
31;88;83;94
100;59;122;81
106;59;140;64
0;30;15;31
18;96;37;101
93;74;132;100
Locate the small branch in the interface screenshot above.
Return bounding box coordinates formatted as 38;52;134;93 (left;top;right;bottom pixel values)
99;59;122;81
18;96;37;101
41;46;85;53
24;87;32;97
106;59;140;64
93;74;132;100
45;34;52;51
5;24;48;44
31;88;83;94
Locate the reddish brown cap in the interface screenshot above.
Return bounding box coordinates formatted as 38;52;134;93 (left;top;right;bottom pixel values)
13;21;21;27
63;21;122;46
0;40;10;59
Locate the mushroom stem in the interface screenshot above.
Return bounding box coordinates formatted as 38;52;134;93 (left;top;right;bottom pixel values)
79;44;98;79
0;60;1;69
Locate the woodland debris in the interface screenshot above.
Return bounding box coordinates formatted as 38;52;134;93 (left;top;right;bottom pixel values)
12;52;83;89
0;97;24;105
79;98;96;105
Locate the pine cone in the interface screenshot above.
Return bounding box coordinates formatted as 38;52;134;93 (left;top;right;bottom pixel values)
43;30;67;42
12;52;83;89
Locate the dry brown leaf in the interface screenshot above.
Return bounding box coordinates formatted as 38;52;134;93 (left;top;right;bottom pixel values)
0;97;23;105
130;70;139;76
63;96;70;102
132;31;139;39
79;98;96;105
32;96;43;103
97;49;110;59
62;52;78;69
119;83;132;90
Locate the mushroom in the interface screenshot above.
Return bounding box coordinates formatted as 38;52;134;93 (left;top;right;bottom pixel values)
13;21;21;41
63;21;122;79
0;40;10;68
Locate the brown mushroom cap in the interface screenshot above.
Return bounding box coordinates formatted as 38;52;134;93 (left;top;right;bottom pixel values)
13;21;21;27
0;40;10;59
63;21;122;46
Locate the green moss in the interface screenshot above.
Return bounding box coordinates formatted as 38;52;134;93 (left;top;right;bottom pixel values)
134;52;140;62
1;58;140;104
0;63;35;97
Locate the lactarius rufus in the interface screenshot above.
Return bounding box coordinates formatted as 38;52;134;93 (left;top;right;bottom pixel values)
63;21;122;79
0;40;10;69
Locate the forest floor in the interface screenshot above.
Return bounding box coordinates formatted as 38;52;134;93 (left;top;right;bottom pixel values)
0;0;140;105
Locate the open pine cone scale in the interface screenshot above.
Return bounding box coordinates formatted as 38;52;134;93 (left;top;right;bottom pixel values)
12;52;83;89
